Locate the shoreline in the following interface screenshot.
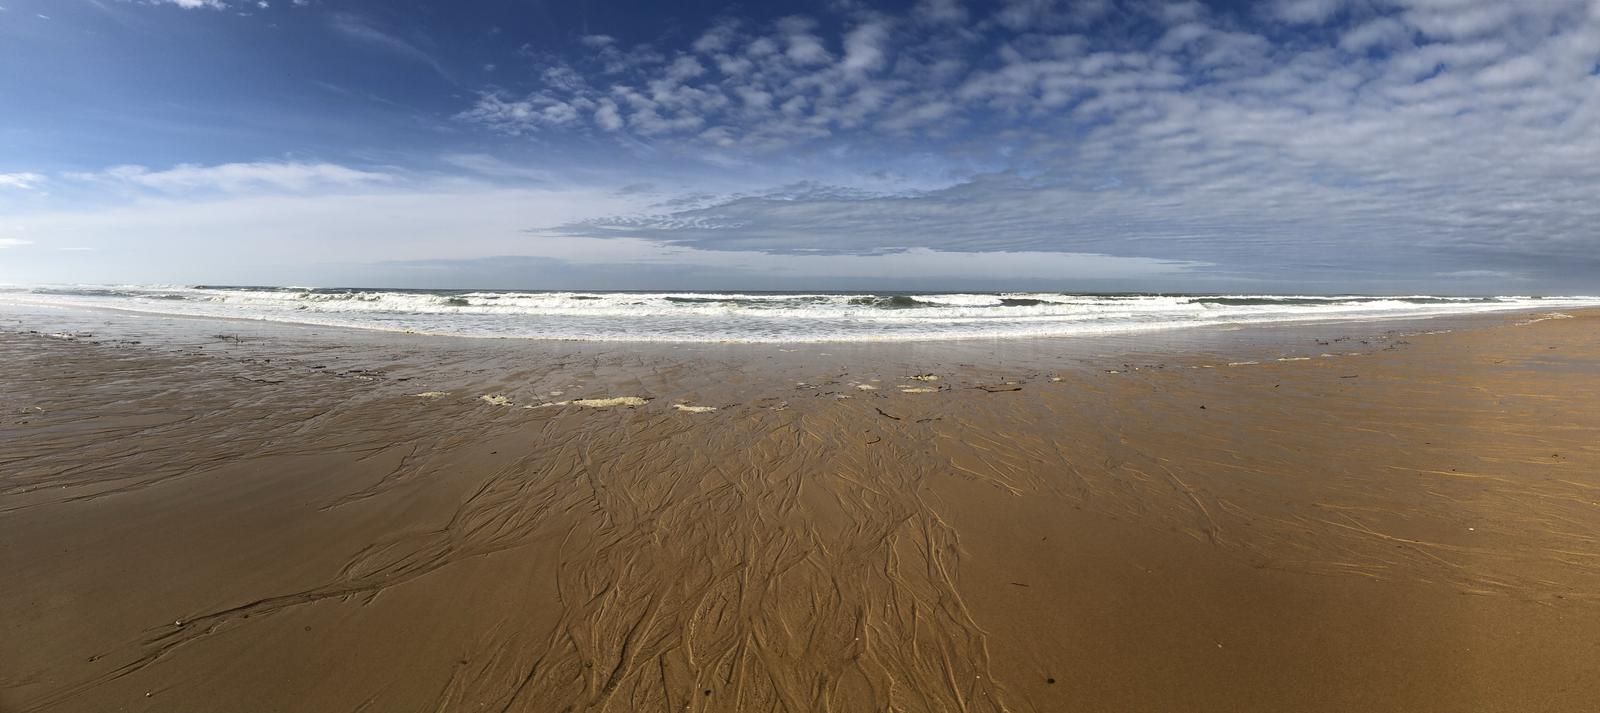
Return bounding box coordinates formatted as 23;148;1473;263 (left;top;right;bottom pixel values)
1;293;1584;356
6;289;1596;345
3;306;1599;711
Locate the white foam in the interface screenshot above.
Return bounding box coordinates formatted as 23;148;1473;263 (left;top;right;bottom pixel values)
5;285;1597;344
570;396;650;408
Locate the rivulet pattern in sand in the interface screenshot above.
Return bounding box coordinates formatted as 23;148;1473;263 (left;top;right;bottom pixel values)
2;311;1598;712
2;337;1009;711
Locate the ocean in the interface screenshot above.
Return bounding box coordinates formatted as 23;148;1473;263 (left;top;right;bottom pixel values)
4;285;1596;343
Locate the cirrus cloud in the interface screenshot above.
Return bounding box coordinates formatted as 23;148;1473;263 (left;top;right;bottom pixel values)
68;161;395;193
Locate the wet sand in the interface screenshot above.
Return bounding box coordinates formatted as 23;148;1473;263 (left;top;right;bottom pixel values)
2;307;1598;712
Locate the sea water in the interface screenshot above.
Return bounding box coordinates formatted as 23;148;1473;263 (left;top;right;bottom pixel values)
4;285;1596;343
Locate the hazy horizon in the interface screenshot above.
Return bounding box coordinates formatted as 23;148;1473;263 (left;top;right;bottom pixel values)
9;282;1598;298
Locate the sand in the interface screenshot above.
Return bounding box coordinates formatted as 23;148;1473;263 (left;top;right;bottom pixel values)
2;308;1599;712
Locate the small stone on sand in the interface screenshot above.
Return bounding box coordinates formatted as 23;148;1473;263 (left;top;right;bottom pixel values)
479;394;512;406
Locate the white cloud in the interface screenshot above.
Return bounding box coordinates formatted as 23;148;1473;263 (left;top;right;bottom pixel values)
913;0;967;25
0;186;648;279
1401;1;1518;40
1338;17;1412;52
994;0;1054;31
0;238;33;248
75;162;392;193
692;20;739;54
778;16;832;66
1271;0;1347;24
149;0;228;8
594;99;625;131
842;21;891;73
665;56;707;81
458;94;589;134
0;172;44;190
1476;55;1547;87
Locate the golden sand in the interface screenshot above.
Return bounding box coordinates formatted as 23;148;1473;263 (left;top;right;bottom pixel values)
2;311;1599;712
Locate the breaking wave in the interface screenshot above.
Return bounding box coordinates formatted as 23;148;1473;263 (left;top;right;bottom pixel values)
4;285;1595;343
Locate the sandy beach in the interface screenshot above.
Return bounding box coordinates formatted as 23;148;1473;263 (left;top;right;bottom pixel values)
3;306;1598;712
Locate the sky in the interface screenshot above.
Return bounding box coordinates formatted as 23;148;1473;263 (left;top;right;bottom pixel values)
1;0;1597;293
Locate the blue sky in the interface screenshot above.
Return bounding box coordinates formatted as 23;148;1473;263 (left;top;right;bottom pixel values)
1;0;1597;292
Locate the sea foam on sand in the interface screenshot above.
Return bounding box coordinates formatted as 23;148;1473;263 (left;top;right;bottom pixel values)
529;396;652;408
